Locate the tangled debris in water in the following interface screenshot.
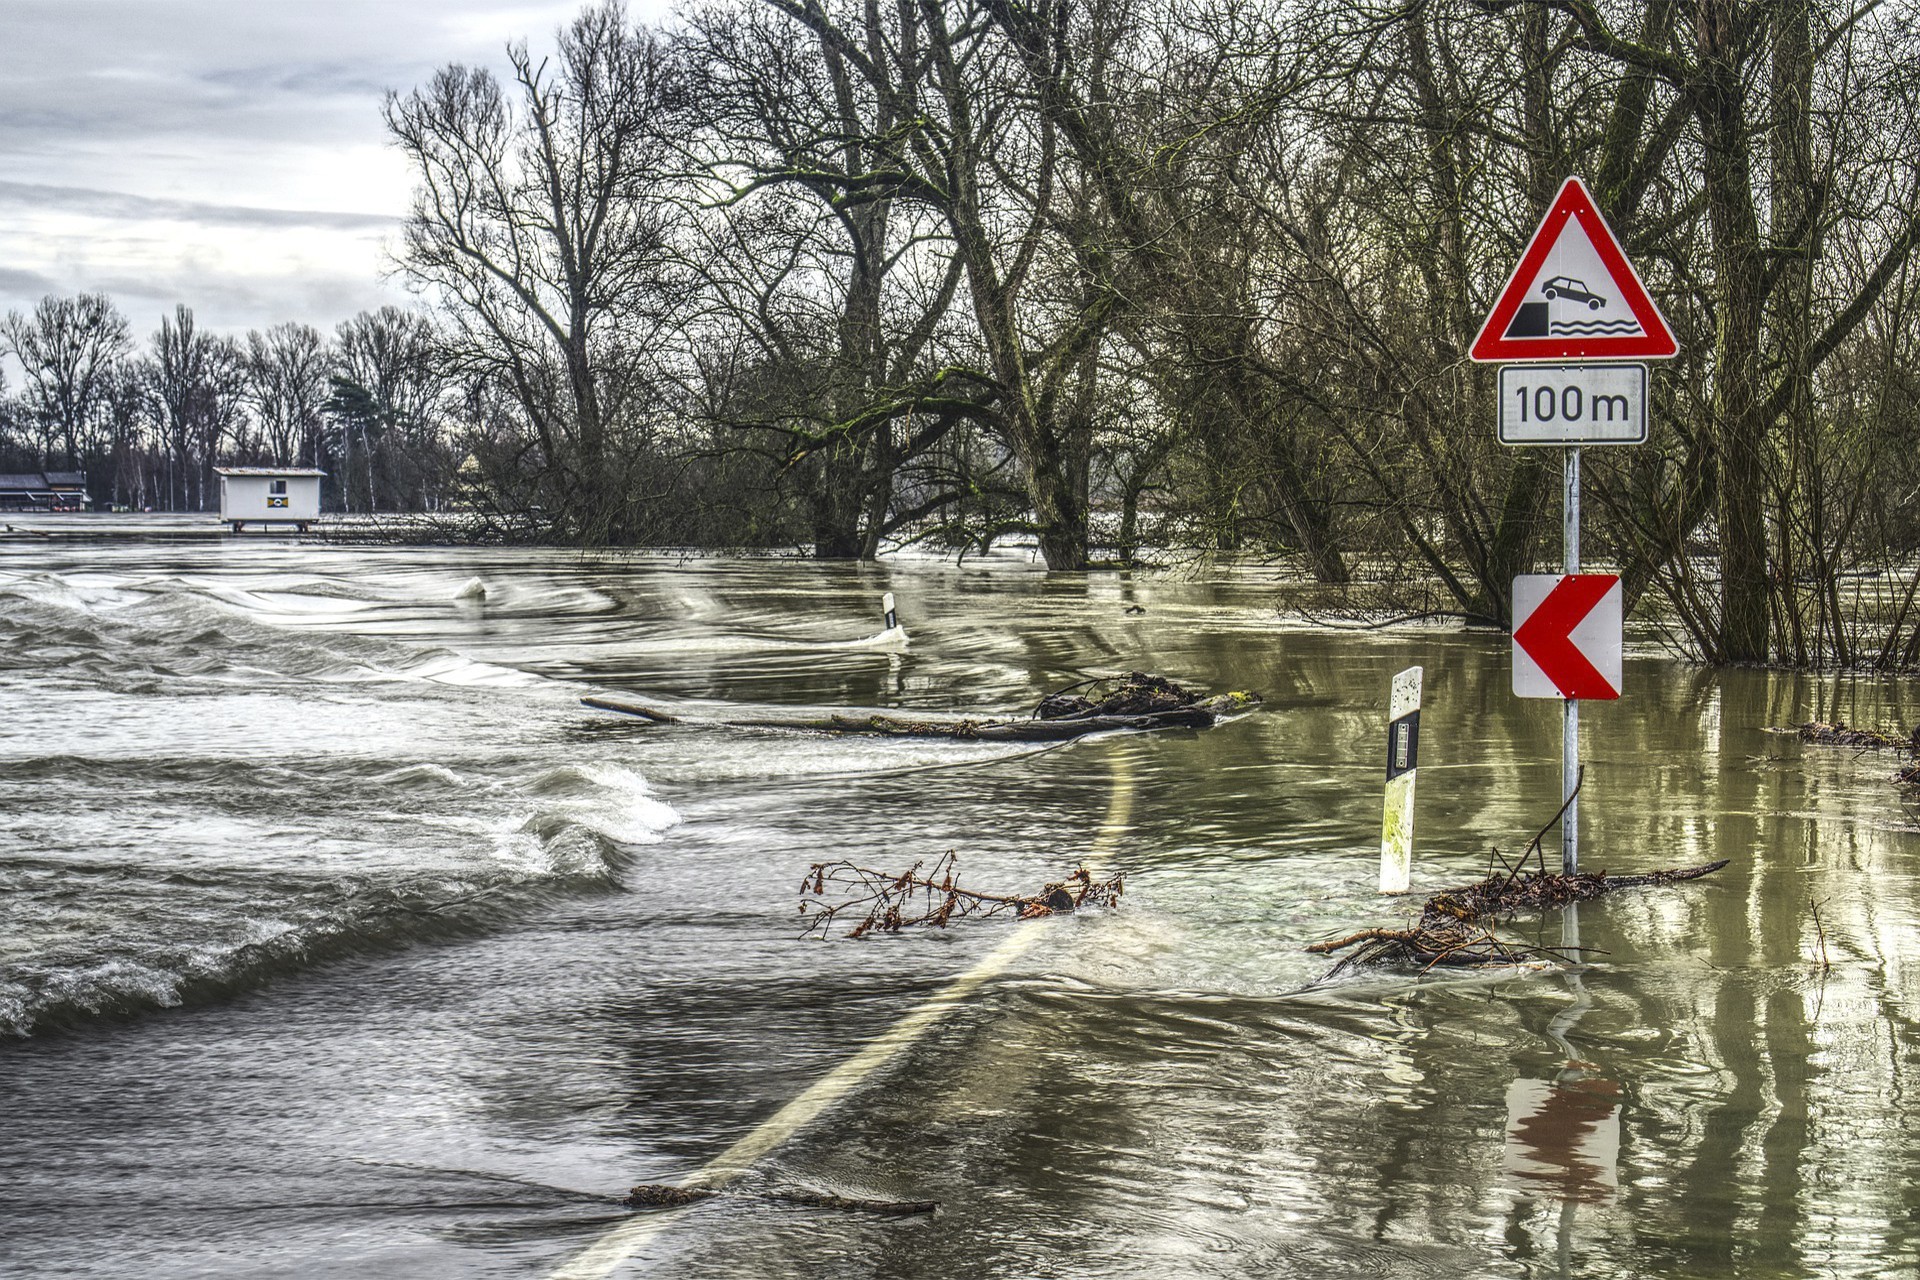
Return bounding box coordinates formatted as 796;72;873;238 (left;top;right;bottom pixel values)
1032;671;1261;721
1308;860;1730;978
1794;720;1920;785
799;851;1123;939
1309;780;1729;978
1036;672;1211;719
1796;720;1918;751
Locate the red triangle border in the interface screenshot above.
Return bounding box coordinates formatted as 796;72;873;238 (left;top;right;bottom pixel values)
1471;177;1677;362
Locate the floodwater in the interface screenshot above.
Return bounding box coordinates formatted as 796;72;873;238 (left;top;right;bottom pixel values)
3;517;1918;1279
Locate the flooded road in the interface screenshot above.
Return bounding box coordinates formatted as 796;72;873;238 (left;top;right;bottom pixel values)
4;520;1918;1277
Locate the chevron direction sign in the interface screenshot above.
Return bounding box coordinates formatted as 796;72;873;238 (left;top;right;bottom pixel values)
1512;574;1622;700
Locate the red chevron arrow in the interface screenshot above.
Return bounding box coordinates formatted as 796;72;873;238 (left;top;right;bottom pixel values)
1513;574;1620;699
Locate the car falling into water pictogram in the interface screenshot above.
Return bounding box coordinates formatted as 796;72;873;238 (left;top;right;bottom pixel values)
1541;276;1607;309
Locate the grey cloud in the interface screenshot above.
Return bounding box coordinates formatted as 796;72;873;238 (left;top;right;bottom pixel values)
0;3;586;162
0;0;652;334
0;268;63;300
199;63;402;99
36;269;412;339
0;181;397;233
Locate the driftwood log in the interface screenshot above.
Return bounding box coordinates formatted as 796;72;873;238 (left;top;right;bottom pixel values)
584;672;1259;742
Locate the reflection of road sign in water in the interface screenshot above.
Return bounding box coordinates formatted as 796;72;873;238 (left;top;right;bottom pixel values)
1472;178;1677;362
1504;1077;1621;1205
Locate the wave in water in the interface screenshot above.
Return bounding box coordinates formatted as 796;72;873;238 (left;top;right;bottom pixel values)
0;569;684;1038
0;574;542;690
0;757;681;1038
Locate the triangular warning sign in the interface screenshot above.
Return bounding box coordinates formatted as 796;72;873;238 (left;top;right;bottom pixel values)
1471;177;1677;362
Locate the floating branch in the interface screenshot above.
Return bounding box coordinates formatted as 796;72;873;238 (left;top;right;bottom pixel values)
799;851;1122;939
1809;895;1833;973
1424;859;1729;921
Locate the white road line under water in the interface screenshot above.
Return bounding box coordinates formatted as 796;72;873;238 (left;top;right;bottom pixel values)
548;743;1138;1280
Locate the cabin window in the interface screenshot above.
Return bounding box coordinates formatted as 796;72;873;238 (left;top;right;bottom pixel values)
270;480;287;496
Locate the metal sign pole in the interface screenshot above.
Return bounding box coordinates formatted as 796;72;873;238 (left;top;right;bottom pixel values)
1563;446;1581;875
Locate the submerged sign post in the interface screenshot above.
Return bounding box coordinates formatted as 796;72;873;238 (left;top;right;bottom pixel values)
1472;177;1677;874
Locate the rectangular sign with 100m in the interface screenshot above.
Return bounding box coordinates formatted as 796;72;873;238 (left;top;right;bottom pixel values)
1497;363;1647;446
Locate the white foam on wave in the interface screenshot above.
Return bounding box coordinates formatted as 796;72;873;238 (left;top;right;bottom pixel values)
0;956;189;1037
837;624;909;650
371;762;474;791
523;761;683;847
522;823;622;878
100;575;551;689
396;651;545;689
204;583;379;617
0;572;139;616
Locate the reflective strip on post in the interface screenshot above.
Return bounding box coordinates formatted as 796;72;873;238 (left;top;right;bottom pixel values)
882;592;897;631
1380;666;1423;894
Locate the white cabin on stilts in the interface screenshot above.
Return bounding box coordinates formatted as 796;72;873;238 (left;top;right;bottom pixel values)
217;467;325;533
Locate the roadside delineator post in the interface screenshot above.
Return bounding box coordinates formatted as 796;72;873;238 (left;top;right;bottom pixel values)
882;592;897;630
1380;666;1423;894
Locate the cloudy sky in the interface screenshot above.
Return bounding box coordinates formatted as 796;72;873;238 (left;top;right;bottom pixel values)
1;1;670;344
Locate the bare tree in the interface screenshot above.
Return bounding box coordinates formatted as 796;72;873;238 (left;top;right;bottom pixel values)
329;307;454;511
1;293;132;470
737;0;1157;568
1539;0;1920;661
147;306;247;510
385;0;683;539
686;0;982;557
245;323;331;469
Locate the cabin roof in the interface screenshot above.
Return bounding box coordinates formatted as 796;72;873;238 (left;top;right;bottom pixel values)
0;472;89;492
215;467;328;478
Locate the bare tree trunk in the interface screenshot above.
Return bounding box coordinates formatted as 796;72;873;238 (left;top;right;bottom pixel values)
1698;0;1771;662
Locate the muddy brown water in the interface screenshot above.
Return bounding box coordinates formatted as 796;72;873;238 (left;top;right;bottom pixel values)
3;518;1918;1277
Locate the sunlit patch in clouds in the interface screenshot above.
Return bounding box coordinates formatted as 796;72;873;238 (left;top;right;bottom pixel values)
0;0;666;337
0;164;415;336
4;186;408;336
0;182;397;233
